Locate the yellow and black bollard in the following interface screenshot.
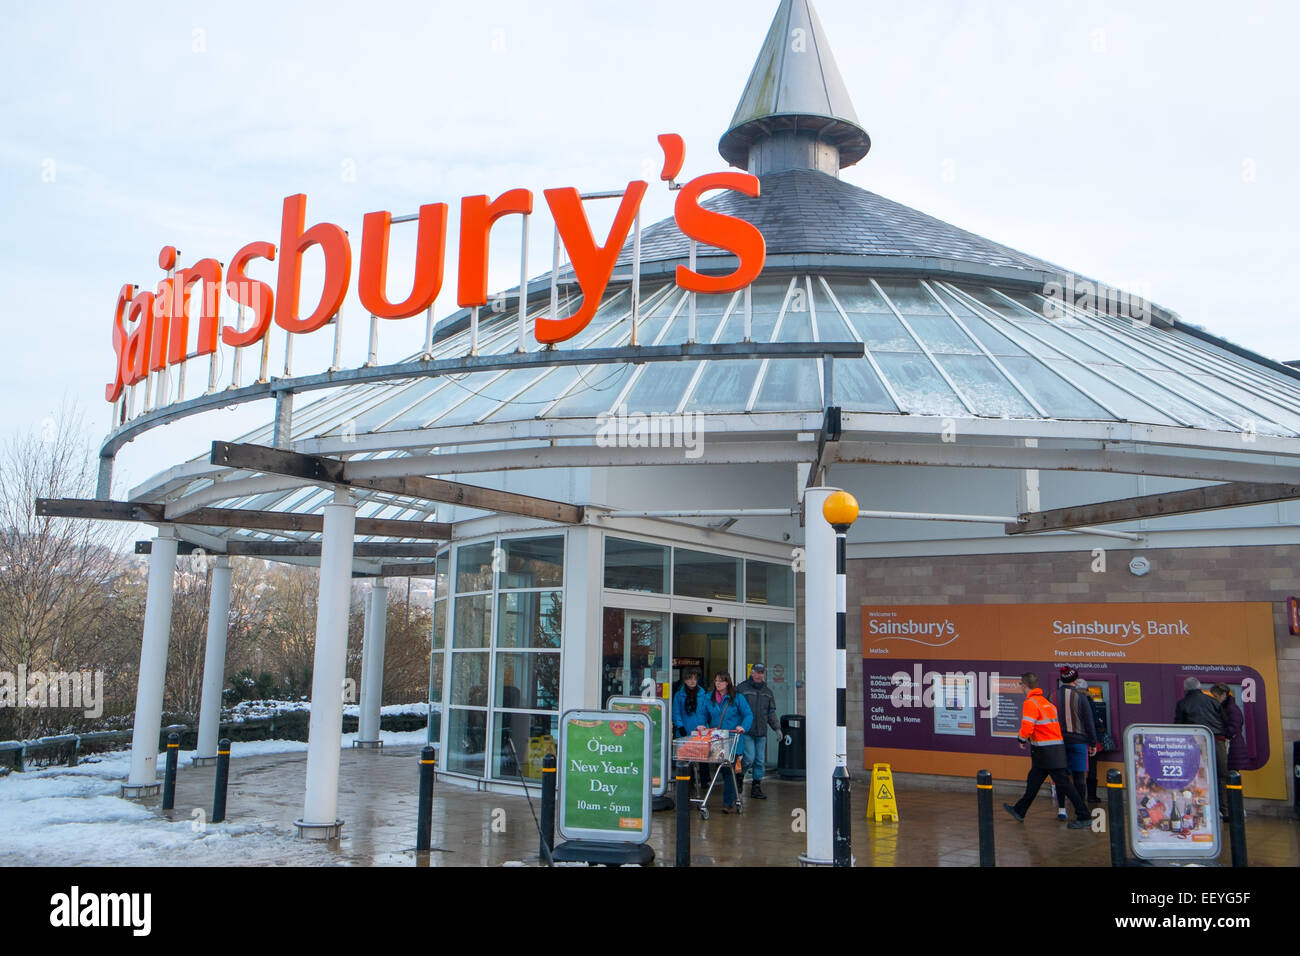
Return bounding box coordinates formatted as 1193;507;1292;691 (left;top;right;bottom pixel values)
161;733;180;811
416;746;436;852
539;753;557;861
212;737;231;823
1227;770;1247;868
1106;768;1127;867
976;770;995;867
675;772;691;867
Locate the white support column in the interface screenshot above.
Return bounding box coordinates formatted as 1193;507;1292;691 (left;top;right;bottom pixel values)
123;530;179;797
194;556;233;766
560;527;602;711
296;489;357;840
800;486;836;864
355;580;388;748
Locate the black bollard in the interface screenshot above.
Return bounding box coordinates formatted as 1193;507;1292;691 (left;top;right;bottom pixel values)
416;746;436;852
539;753;556;861
675;773;691;867
212;737;231;824
1293;740;1299;821
161;733;180;810
1227;770;1247;868
1106;768;1127;868
976;770;995;867
832;766;852;867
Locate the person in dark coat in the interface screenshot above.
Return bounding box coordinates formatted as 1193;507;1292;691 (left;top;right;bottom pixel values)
1174;677;1228;816
1213;683;1248;772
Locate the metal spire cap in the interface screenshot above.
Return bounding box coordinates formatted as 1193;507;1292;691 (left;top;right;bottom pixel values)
719;0;871;174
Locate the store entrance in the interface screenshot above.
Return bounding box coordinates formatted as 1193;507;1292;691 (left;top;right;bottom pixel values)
671;614;735;695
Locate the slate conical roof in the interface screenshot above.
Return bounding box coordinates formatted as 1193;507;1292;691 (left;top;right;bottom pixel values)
719;0;871;169
620;167;1065;282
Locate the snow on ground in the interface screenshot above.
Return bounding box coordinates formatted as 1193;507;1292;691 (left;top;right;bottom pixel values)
224;699;430;721
0;728;429;866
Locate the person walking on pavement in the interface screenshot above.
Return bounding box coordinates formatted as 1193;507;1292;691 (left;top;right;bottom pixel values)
672;668;711;792
1055;668;1098;821
705;671;752;813
1004;672;1092;830
735;663;782;800
1173;677;1229;815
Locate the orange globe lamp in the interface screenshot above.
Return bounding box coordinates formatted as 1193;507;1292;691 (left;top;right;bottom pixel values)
822;490;859;530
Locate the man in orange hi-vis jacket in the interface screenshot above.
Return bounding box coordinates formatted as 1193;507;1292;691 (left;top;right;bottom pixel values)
1003;673;1092;830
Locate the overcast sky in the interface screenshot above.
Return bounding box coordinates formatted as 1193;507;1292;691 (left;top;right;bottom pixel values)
2;0;1297;498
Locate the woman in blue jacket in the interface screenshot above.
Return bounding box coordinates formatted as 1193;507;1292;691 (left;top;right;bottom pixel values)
705;671;752;812
672;668;711;790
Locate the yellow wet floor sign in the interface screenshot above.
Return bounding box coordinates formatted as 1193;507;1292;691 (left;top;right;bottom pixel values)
866;763;899;822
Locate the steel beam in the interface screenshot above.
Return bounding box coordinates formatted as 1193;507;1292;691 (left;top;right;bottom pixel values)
833;442;1300;485
213;441;585;524
103;341;866;457
136;540;440;558
377;561;440;577
210;442;345;483
1007;481;1300;535
36;498;451;540
347;474;584;524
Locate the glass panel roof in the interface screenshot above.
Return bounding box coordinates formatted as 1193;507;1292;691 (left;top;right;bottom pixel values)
752;359;822;412
685;360;763;413
546;364;637;418
873;352;967;416
216;271;1300;456
934;354;1036;418
621;361;701;415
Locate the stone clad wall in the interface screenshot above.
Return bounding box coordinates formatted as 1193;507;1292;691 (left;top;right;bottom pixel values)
840;544;1300;803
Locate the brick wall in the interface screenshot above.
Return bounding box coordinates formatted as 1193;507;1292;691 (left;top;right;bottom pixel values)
842;544;1300;803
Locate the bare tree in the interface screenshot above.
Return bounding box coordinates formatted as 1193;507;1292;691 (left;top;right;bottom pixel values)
161;555;277;717
0;403;129;737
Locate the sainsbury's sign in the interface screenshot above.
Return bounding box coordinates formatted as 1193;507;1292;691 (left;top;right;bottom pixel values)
105;134;767;404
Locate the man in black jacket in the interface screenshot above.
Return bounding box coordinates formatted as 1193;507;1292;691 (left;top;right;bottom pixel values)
736;664;782;799
1173;677;1228;815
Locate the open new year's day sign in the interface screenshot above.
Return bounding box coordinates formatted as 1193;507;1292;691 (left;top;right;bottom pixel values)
607;696;668;797
558;710;652;844
1123;724;1220;861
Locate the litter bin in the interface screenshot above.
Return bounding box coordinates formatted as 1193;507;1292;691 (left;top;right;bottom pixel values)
778;714;806;780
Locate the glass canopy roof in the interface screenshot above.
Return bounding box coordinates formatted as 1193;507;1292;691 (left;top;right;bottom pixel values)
242;273;1300;445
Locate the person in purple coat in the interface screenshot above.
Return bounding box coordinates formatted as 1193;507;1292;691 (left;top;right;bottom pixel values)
1213;683;1248;773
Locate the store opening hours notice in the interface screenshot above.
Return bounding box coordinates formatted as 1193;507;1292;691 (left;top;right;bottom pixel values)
558;710;652;844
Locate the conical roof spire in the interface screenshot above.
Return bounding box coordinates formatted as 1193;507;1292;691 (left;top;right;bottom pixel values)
719;0;870;175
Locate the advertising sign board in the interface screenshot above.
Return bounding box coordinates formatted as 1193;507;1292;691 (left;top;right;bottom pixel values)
607;696;668;797
558;710;652;843
1123;723;1221;861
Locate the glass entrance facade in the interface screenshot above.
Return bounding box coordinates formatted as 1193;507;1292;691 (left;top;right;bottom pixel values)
430;528;795;784
601;534;797;735
434;533;564;782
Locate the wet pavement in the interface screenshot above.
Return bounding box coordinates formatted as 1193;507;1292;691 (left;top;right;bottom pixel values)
157;744;1300;867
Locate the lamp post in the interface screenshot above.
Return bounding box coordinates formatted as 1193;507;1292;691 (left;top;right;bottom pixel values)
822;490;859;867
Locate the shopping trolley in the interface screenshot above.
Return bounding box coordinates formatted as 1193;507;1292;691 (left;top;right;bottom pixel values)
672;729;743;820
